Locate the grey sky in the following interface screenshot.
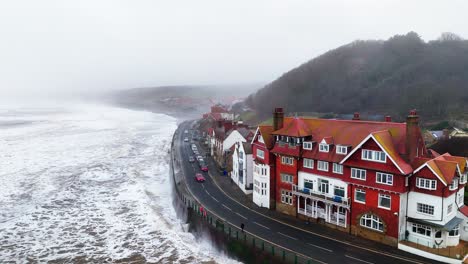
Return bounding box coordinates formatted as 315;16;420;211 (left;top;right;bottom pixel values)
1;0;467;99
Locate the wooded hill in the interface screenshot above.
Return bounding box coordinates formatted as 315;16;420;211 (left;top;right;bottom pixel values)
246;32;468;122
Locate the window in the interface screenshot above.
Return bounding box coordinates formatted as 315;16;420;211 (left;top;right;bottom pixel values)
376;172;393;185
333;163;343;174
336;145;348;155
334;186;345;197
449;179;458;191
303;158;314;169
258;135;264;143
355;189;366;203
304;179;313;189
362;149;386;162
435;231;442;238
448;204;453;214
281;190;293;205
319;143;329;152
378;194;391;209
412;223;431;237
460;174;467;184
303;142;313;150
416;178;437;190
257;149;264;159
351;168;366;180
317;161;329;171
449;225;460;236
281;156;294;165
360;214;383;232
281;173;293;183
319;179;329;194
417;203;434;215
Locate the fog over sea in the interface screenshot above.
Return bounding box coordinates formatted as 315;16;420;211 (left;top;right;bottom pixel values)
0;103;237;263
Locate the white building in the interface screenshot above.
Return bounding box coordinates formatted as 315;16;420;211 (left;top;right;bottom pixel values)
232;142;253;194
253;162;271;208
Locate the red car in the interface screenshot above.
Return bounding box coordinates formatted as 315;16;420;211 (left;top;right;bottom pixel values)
201;165;208;172
195;173;205;182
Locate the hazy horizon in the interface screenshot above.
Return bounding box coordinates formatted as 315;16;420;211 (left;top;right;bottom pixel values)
1;1;467;101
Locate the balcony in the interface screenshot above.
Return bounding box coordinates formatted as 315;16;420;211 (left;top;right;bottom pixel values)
292;184;350;208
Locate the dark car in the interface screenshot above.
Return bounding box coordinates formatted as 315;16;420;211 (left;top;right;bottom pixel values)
188;156;195;163
195;173;205;182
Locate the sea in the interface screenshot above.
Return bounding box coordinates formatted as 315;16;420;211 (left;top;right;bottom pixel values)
0;103;238;263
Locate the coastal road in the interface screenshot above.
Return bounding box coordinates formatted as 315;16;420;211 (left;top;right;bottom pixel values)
175;121;440;264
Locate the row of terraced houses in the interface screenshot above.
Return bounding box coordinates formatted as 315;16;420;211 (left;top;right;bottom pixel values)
201;106;468;261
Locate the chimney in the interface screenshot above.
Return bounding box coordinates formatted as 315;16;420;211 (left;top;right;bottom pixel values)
385;116;392;122
352;112;360;120
442;129;450;140
405;109;419;163
217;120;223;128
273;107;284;131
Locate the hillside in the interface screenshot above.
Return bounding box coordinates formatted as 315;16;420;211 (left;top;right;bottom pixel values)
246;32;468;122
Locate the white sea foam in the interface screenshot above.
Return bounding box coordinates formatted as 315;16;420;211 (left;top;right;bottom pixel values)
0;104;239;263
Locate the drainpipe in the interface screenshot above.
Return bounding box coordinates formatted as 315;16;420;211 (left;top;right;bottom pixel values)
349;184;353;235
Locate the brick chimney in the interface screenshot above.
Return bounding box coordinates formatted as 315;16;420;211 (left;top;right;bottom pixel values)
442;129;450;140
385;116;392;122
352;112;360;120
406;109;419;163
273;108;284;131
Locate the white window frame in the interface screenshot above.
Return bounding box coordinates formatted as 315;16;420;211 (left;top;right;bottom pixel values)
417;203;434;215
258;135;264;143
376;172;393;186
303;141;313;150
281;156;294;165
257;149;265;159
449;179;458;191
317;161;329;171
303;158;314;169
319;143;329;152
336;145;348;155
355;189;366;204
378;193;391;210
448;203;453;214
360;214;383;232
416;178;437;190
281;173;293;183
412;223;432;237
281;190;293;205
449;224;460;237
332;163;343;174
351;168;366;180
460;173;467;184
362;149;386;163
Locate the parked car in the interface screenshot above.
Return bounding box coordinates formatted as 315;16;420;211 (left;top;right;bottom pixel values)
189;156;195;163
184;137;189;142
193;150;199;155
194;173;205;182
196;155;204;162
184;130;188;133
201;164;209;172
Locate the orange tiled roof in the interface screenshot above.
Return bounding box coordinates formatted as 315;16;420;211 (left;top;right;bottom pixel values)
271;117;312;137
258;125;275;149
372;130;413;175
460;206;468;217
439;153;467;174
416;154;463;185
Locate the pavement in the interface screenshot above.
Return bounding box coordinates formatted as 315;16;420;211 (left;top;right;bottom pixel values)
174;121;442;264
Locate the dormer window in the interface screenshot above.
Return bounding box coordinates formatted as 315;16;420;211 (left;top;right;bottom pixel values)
416;177;436;190
362;149;386;163
258;135;264;143
303;142;313;150
319;143;329;152
449;179;459;191
460;173;467;184
336;145;348;155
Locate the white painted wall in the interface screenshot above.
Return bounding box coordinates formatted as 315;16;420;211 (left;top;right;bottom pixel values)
398;243;462;264
298;171;348;199
231;142;253;194
253;162;270;208
407;191;458;225
223;130;247;151
399;192;408;241
458;213;468;242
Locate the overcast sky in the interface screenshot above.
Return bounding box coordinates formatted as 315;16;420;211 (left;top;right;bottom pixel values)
1;0;467;99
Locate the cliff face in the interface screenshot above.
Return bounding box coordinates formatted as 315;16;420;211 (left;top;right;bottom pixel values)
246;32;468;121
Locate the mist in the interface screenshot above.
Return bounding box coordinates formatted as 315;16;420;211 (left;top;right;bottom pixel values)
1;0;467;101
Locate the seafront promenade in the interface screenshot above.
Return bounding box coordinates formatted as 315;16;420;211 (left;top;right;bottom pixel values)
172;120;441;264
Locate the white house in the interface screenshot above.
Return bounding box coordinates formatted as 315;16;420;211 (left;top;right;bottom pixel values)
232;142;253;194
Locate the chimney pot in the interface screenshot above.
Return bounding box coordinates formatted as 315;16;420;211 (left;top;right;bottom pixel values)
352;112;360;120
385;116;392;122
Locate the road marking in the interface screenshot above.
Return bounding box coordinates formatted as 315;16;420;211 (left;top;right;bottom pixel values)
211;196;219;202
202;184;206;189
253;221;270;230
236;212;247;220
278;232;297;240
345;255;374;264
307;243;332;252
222;204;232;211
204;189;209;195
